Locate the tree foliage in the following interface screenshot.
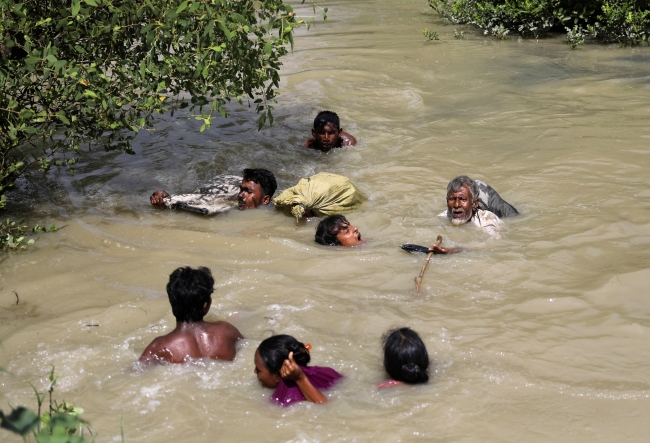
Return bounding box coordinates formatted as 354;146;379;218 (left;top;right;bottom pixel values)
429;0;650;47
0;0;312;250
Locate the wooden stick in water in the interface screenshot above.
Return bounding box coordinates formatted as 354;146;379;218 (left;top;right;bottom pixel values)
415;235;442;291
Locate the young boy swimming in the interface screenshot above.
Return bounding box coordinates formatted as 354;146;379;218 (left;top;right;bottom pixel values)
302;110;356;152
314;215;366;246
139;266;243;365
254;335;342;406
379;327;430;388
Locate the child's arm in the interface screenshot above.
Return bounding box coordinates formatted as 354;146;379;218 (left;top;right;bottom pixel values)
280;352;327;404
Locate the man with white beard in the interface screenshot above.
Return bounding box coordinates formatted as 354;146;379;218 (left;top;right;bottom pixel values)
439;176;517;236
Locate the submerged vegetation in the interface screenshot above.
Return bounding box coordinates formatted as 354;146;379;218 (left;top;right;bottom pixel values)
428;0;650;47
0;0;323;252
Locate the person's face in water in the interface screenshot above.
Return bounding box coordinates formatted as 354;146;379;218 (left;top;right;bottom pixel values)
312;123;342;152
446;185;478;225
336;222;366;246
254;349;280;389
238;180;270;210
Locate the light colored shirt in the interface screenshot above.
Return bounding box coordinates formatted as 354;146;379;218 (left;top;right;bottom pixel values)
438;209;500;237
164;175;241;215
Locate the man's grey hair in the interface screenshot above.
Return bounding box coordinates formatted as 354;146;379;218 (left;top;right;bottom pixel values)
447;176;479;203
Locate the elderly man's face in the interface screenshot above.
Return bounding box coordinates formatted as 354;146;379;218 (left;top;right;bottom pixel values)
447;185;478;225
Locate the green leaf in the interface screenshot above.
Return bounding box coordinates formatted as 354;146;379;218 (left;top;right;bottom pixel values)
57;111;70;125
176;1;188;14
0;407;40;435
71;0;81;17
217;21;232;40
84;0;98;5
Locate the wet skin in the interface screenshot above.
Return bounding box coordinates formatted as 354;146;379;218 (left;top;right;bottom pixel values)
254;349;280;388
336;222;365;246
253;350;327;403
302;124;357;152
139;300;243;365
238;180;271;210
150;190;171;206
446;185;479;225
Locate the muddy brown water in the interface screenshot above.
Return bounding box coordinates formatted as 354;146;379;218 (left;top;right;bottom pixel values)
2;0;650;441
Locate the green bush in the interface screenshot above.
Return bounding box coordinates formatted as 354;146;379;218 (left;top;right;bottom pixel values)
428;0;650;46
0;0;318;252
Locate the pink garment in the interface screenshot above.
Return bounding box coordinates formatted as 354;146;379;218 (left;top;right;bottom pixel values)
271;365;342;407
378;379;403;388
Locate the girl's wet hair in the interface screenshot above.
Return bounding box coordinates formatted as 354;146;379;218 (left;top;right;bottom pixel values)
257;335;311;375
382;327;429;384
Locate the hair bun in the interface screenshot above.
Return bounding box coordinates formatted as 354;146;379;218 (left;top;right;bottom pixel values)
403;362;421;373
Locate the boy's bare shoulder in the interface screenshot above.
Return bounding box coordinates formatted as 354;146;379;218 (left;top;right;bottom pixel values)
203;320;243;338
340;131;356;146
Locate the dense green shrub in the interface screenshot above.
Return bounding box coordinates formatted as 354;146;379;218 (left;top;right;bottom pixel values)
428;0;650;46
0;0;317;252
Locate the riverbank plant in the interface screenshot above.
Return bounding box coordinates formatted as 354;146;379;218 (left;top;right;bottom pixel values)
0;367;97;442
423;27;441;40
428;0;650;46
0;0;323;252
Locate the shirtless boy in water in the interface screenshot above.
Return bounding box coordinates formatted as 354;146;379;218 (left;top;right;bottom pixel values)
302;111;356;152
139;266;243;365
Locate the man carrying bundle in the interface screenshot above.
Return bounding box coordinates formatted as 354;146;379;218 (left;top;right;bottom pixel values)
439;175;518;236
149;168;277;215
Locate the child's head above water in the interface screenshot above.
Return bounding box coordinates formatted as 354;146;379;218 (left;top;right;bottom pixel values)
313;110;341;131
167;266;214;323
382;327;429;384
254;335;311;388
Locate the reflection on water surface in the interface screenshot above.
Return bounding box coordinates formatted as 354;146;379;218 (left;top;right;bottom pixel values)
2;0;650;441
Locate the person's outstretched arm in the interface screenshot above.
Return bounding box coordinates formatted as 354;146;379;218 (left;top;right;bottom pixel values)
280;352;327;404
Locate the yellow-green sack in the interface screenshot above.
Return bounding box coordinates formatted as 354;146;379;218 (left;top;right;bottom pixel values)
273;172;366;221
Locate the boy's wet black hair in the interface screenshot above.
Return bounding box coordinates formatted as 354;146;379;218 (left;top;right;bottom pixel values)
313;110;341;130
167;266;214;323
314;215;349;246
382;327;430;384
242;168;277;199
258;334;311;375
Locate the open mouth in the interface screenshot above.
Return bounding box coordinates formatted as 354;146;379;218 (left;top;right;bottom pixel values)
238;199;245;209
357;232;366;245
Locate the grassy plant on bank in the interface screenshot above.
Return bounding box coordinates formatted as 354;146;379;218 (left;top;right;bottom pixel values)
428;0;650;47
0;367;97;443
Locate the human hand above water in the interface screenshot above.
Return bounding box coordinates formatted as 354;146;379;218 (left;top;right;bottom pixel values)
428;244;460;255
150;190;170;206
280;352;305;382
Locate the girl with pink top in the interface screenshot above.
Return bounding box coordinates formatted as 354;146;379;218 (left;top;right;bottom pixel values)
254;335;342;406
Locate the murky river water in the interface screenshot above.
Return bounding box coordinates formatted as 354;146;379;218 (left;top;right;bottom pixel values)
2;0;650;441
